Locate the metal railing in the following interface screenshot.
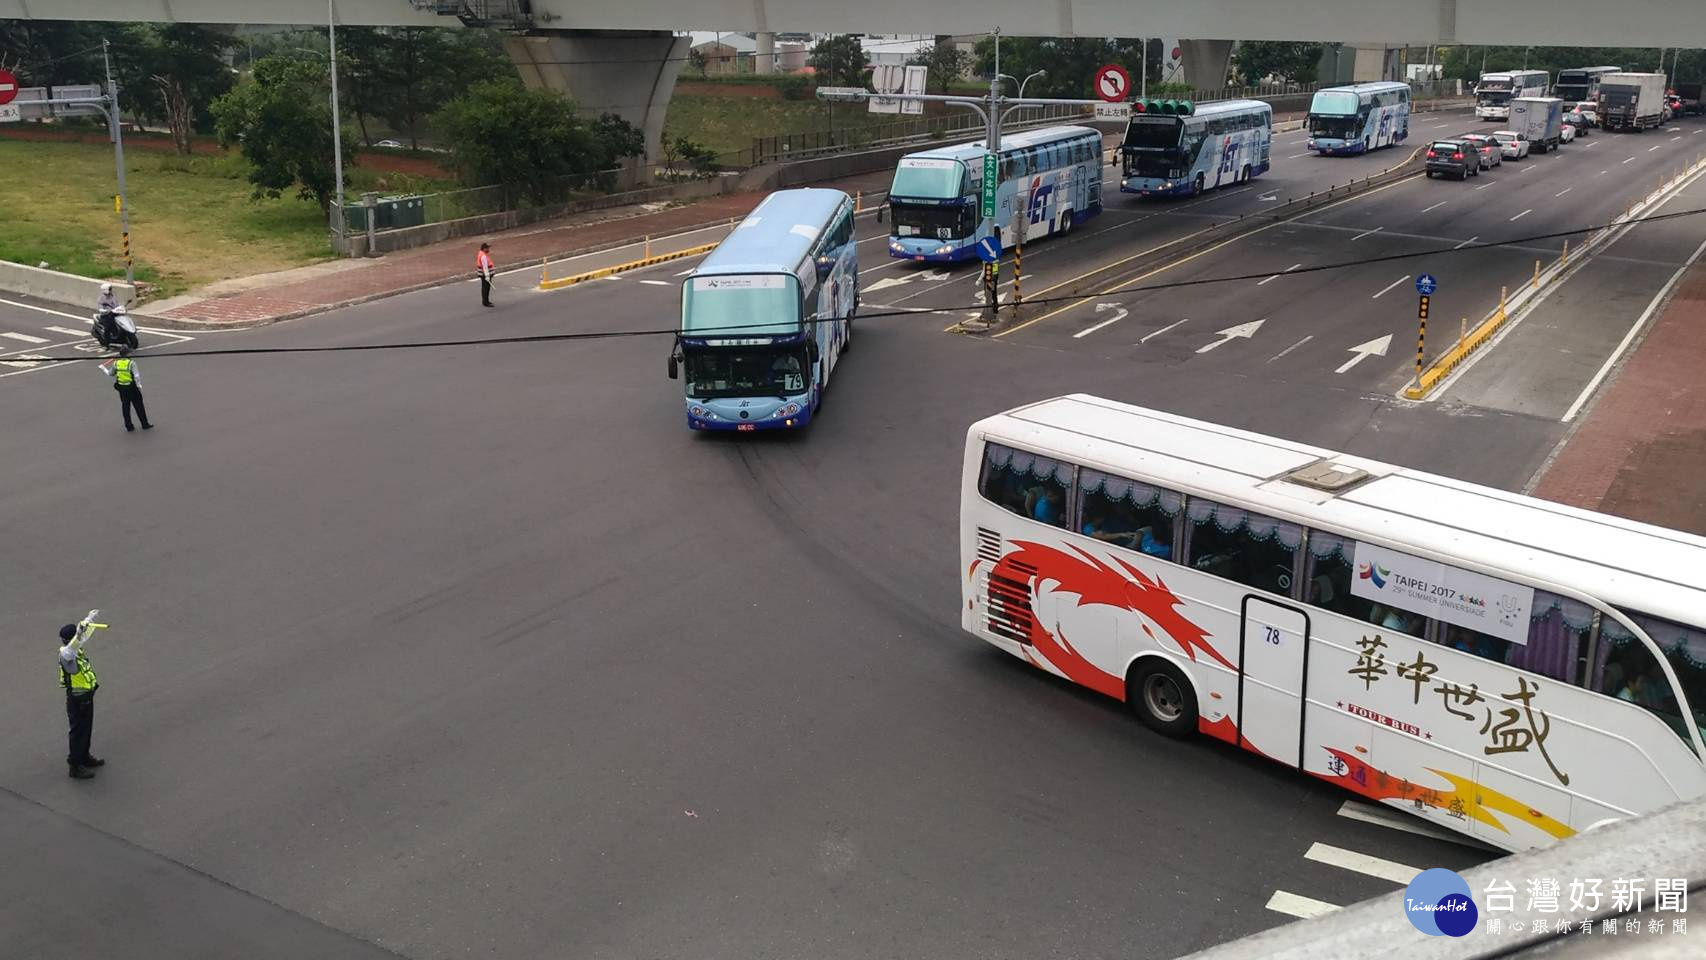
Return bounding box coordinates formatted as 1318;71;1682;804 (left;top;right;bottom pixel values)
750;102;1094;165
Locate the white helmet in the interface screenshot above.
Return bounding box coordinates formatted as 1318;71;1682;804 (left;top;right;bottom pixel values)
101;282;112;294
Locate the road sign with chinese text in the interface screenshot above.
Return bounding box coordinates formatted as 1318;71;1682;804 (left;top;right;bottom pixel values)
981;153;997;218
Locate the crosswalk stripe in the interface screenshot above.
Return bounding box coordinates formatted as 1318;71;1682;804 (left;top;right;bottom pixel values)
1266;890;1342;919
1304;842;1421;884
2;331;50;343
44;326;89;337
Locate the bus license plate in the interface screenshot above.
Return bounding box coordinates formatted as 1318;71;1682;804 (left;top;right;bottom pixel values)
738;424;755;431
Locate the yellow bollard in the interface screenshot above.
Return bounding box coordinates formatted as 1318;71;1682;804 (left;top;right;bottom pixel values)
645;235;652;258
541;259;550;286
855;191;862;213
1533;259;1540;289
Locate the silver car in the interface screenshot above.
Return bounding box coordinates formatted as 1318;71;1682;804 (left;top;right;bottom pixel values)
1488;130;1531;160
1458;134;1503;169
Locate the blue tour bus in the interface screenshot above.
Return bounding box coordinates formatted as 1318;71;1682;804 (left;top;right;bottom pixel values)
1306;81;1411;155
886;125;1104;262
1119;99;1273;197
668;188;856;432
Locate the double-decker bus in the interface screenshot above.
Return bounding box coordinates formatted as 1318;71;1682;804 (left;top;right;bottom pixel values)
1305;82;1411;155
886;125;1103;262
1554;66;1622;104
1477;70;1550;120
668;188;856;432
1119;99;1273;197
961;395;1706;853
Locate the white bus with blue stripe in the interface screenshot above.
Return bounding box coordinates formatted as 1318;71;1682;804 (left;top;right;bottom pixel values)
1119;99;1273;198
669;188;856;432
886;125;1104;262
1306;82;1411;155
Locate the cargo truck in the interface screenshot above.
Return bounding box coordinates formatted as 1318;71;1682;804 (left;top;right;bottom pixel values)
1599;73;1667;131
1676;82;1704;117
1509;97;1565;153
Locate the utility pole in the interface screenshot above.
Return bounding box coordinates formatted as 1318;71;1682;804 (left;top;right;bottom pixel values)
328;0;346;238
101;40;133;285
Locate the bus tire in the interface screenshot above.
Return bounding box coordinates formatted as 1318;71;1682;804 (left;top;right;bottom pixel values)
1128;658;1197;739
1241;164;1252;184
1194;173;1205;196
1059;210;1073;235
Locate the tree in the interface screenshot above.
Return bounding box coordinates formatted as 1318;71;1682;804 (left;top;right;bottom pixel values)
0;21;106;87
135;25;234;154
808;35;868;88
910;36;970;93
1233;41;1323;86
435;81;643;202
972;37;1148;99
689;48;709;78
211;57;357;214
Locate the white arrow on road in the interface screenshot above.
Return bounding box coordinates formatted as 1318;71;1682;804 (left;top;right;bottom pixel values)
1257;190;1281;201
865;276;912;293
1335;334;1392;374
1196;319;1265;354
1075;303;1129;338
920;269;953;281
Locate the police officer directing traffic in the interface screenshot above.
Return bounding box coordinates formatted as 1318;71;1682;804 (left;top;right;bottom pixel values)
100;346;154;432
58;620;105;779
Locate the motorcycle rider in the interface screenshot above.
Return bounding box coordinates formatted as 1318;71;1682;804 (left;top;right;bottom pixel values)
94;283;122;346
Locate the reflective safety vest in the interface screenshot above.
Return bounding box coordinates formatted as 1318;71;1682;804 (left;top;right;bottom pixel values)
113;357;135;386
60;650;98;695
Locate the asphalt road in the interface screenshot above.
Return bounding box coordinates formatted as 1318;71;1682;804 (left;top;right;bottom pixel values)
3;108;1703;959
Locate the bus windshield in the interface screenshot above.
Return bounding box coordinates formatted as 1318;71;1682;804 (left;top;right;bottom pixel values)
1309;115;1360;139
1308;91;1361;116
1123;116;1182;150
889;158;965;199
684;345;808;399
891;203;975;241
682;275;799;338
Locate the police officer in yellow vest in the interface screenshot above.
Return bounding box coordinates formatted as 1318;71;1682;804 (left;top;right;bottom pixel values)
100;346;153;432
58;621;105;779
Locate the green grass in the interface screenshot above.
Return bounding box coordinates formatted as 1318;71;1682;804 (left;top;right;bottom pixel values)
664;94;902;159
0;140;454;299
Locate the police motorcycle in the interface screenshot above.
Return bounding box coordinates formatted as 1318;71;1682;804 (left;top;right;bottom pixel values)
91;304;139;351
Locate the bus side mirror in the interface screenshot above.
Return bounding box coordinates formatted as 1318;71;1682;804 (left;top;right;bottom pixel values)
806;339;820;364
667;352;679;380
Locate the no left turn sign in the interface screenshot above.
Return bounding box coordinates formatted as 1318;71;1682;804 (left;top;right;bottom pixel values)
1094;64;1130;103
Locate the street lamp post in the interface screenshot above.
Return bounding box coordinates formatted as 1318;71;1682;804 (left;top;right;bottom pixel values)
328;0;346;238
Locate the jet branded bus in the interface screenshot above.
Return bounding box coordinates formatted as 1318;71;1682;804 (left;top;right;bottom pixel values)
1305;82;1411;155
1119;99;1273;197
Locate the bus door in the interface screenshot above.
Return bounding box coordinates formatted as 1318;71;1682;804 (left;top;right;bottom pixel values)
1238;596;1312;768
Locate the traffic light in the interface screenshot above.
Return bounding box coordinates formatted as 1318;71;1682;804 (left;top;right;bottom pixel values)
1131;98;1195;116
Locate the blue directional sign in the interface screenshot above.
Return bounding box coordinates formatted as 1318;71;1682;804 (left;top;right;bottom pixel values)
976;234;1002;263
1415;274;1438;296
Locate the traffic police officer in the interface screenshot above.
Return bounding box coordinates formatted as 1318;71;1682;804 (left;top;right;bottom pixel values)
101;346;153;432
58;621;104;779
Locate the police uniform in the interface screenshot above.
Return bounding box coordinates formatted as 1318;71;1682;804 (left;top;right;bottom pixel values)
59;623;104;779
102;351;153;431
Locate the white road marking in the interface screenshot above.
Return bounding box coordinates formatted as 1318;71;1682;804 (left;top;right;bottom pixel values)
1563;232;1706;422
1510;208;1532;222
865;276;912;293
1599;170;1608;175
675;267;696;276
1453;235;1480;249
639;279;670;286
1372;275;1410;299
1;331;51;343
1350;226;1384;242
44;325;90;336
1555;187;1573;197
1266;891;1341;920
1286;152;1311;159
1335;801;1495;847
1673;136;1683;141
1074;305;1129;338
1268;334;1312;362
0;297;90;323
1304;842;1422;884
1420;200;1448;214
598;274;623;281
1140;317;1188;343
1583;139;1600;147
1519;164;1535;173
1650;144;1663;152
1623;156;1637;164
1475;180;1496;190
1336;334;1393;373
1256;263;1303;286
1196;318;1265;353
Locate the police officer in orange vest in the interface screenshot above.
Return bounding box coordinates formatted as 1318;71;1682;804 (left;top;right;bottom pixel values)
476;242;495;307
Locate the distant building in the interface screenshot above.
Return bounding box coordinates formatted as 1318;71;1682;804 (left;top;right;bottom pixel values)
687;32;806;75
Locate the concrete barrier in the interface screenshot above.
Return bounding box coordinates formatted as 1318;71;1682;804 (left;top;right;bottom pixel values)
0;259;135;310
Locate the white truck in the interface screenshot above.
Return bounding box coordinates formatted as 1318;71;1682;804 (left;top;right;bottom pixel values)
1509;97;1566;153
1598;72;1667;131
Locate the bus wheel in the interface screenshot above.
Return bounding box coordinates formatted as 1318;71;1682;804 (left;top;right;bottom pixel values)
1241;164;1252;183
1059;210;1073;235
1194;173;1205;195
1128;658;1197;738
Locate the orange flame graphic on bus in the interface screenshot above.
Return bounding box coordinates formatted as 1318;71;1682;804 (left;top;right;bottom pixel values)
1318;747;1575;840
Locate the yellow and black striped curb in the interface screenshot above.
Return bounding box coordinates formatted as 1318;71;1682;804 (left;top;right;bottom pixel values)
538;242;719;291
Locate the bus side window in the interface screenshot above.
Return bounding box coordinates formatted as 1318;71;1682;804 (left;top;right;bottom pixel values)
1303;531;1380;623
1183;498;1301;597
1503;590;1593;684
1077;468;1181;559
978;442;1071;529
1605;613;1706;747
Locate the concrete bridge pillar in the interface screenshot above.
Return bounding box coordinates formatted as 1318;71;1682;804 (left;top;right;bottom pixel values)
1179;39;1234;91
755;32;776;74
502;29;688;186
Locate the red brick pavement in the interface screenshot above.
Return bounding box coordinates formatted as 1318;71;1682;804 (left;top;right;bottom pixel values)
151;171;893;327
1530;263;1706;534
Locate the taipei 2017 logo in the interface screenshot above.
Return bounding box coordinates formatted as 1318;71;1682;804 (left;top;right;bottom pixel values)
1358;562;1390;589
1405;868;1478;936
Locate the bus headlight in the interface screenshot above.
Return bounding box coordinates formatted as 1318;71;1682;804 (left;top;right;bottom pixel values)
772;402;801;419
935;244;952;254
